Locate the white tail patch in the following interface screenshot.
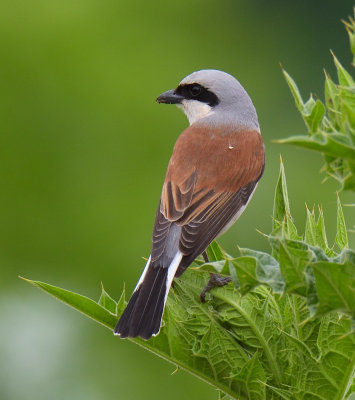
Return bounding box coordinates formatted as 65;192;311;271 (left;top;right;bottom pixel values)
151;251;183;337
164;251;183;304
133;255;151;292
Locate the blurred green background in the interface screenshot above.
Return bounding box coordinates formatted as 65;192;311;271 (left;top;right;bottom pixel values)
0;1;354;399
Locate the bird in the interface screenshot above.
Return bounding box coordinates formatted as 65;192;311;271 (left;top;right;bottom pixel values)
114;69;265;340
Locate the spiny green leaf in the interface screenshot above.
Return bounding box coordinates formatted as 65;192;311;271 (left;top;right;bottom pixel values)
228;259;239;289
312;249;355;318
231;257;261;295
285;213;301;241
305;98;326;133
315;207;329;251
276;133;355;161
232;249;284;295
19;146;355;400
272;159;301;241
214;286;283;384
273;156;290;220
278;28;355;192
99;282;118;314
269;237;313;297
20;277;118;329
197;260;228;274
332;52;355;87
325;72;341;127
305;206;320;247
279;328;318;362
316;313;355;400
21;257;355;400
232;355;266;400
22;270;264;400
116;284;126;317
197;241;230;275
283;70;326;133
340;86;355;130
218;393;233;400
207;241;225;262
282;69;304;112
336;194;348;250
272;157;299;240
305;206;336;257
344;12;355;63
165;271;260;399
263;384;292;400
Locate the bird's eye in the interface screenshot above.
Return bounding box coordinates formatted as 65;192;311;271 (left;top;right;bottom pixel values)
190;85;201;97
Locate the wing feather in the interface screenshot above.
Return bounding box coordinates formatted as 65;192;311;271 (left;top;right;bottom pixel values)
151;124;265;270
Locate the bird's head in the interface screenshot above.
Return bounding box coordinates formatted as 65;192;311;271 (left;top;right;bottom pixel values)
156;69;259;129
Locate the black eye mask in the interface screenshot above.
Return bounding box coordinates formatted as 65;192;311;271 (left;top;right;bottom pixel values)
174;83;220;107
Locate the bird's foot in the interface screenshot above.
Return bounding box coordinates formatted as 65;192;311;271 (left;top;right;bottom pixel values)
200;272;232;303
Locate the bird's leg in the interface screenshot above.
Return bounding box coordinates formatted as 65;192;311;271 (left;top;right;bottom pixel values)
200;251;232;302
200;273;232;302
202;251;209;263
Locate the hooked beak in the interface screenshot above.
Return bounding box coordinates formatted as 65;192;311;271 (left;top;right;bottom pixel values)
156;89;184;104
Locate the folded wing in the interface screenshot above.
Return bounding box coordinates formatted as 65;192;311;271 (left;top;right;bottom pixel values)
151;125;265;271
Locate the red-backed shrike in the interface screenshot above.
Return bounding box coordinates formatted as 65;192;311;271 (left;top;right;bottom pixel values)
114;70;265;340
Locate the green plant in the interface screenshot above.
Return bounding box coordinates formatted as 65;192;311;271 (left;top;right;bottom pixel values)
276;13;355;192
21;14;355;400
21;158;355;399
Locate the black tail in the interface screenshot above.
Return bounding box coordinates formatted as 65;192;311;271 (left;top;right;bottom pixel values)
114;265;168;340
